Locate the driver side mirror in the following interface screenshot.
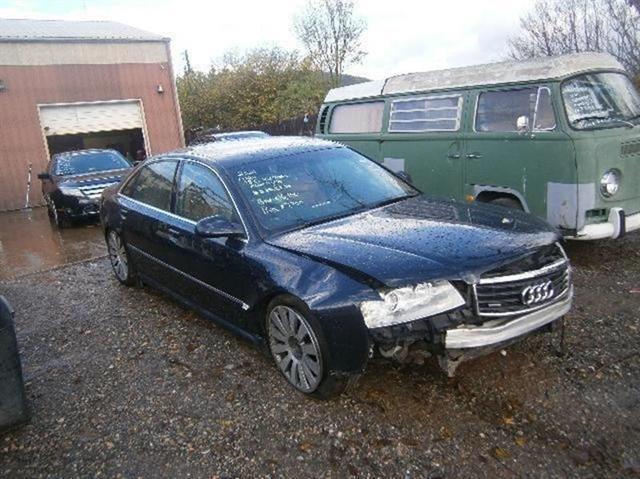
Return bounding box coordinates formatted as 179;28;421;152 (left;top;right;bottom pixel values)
37;172;51;180
195;215;244;239
516;115;530;133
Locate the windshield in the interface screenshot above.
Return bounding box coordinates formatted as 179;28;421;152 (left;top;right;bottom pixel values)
54;150;131;176
232;148;418;234
562;72;640;129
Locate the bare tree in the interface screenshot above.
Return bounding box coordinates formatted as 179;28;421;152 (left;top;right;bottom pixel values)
509;0;640;76
293;0;366;86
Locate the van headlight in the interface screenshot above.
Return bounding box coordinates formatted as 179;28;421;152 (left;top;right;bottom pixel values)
359;281;465;329
600;169;620;197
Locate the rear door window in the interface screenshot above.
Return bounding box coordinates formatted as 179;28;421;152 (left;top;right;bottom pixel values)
329;102;385;133
175;162;237;222
475;87;556;132
121;160;177;211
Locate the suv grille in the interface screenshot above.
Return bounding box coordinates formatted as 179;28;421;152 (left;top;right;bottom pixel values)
78;182;117;199
473;244;571;317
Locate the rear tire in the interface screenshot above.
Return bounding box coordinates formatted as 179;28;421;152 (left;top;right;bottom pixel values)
489;197;524;211
266;296;351;399
106;230;136;286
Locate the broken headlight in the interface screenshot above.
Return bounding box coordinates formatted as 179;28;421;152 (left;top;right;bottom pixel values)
359;281;465;329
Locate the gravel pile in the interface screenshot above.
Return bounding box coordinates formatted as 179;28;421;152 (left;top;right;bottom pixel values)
1;235;639;478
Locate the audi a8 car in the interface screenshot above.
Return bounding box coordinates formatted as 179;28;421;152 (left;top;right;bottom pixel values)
100;137;573;398
39;149;132;228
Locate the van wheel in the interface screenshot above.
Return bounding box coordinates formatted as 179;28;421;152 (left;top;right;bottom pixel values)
489;197;523;211
266;296;351;399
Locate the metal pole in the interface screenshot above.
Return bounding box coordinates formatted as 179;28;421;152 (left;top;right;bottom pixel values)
24;163;32;209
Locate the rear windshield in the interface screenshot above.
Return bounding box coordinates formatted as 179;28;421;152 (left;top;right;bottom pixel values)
54;151;131;176
231;148;417;234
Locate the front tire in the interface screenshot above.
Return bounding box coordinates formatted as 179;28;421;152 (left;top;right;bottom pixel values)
489;197;524;211
266;297;351;399
106;230;135;286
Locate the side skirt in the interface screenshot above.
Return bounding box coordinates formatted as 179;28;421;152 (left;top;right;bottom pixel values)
138;273;267;350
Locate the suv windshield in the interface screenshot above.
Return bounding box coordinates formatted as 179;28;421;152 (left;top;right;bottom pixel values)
54;150;131;176
562;72;640;129
232;148;418;234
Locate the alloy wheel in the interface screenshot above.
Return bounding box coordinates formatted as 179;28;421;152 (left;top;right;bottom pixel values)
107;231;129;282
268;305;323;393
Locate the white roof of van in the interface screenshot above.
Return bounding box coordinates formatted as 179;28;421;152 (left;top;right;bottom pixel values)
324;52;625;103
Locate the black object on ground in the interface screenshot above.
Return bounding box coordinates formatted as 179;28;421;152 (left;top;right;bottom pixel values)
0;295;28;433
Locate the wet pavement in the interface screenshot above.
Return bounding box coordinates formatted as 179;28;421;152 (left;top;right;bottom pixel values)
0;207;106;280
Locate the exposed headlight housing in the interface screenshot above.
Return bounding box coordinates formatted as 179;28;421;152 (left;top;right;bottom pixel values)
600;169;620;198
359;280;466;329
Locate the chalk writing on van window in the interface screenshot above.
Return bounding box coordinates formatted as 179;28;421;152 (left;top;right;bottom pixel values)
237;169;303;216
562;84;606;118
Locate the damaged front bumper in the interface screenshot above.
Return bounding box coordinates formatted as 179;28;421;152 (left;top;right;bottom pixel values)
445;287;573;349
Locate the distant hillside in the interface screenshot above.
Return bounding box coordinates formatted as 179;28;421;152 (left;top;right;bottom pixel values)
320;72;370;87
340;73;370;86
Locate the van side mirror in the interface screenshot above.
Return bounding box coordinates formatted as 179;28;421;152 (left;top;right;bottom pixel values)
516;115;530;133
195;215;244;238
37;172;51;180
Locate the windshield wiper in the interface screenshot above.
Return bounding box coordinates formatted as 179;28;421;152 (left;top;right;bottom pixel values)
572;114;634;128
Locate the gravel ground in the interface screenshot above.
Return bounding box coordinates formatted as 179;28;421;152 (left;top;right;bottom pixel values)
1;235;639;478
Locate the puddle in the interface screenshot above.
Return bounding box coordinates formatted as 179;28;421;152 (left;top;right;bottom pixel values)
0;207;106;280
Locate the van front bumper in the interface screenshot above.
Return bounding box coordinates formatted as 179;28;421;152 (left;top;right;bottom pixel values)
569;208;640;241
445;288;573;349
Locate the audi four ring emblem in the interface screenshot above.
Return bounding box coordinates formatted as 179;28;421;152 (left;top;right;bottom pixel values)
521;280;554;306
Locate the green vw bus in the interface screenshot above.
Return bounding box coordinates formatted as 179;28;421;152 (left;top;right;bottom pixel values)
316;53;640;240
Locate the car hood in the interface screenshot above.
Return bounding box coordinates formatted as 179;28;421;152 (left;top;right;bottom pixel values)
268;195;560;288
57;168;131;188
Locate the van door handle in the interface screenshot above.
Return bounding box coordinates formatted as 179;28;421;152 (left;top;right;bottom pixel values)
447;153;461;159
466;153;483;159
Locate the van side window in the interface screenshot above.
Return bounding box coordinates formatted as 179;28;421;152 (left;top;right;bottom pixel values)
389;95;462;132
476;87;556;132
329;102;384;134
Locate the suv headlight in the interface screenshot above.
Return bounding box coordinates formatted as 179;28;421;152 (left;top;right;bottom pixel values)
359;280;465;329
58;186;85;197
600;169;620;198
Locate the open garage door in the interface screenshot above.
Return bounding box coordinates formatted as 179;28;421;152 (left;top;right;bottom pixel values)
39;100;149;161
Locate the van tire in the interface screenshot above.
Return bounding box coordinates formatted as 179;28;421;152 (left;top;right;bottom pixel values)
489;197;524;211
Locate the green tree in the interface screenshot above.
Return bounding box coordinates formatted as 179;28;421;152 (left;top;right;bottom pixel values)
177;47;330;133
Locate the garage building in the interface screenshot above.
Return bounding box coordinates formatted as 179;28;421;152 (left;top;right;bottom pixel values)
0;18;185;211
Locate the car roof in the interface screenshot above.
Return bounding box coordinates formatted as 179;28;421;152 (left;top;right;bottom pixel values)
169;136;340;168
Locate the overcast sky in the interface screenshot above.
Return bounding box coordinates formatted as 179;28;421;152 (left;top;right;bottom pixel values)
0;0;538;79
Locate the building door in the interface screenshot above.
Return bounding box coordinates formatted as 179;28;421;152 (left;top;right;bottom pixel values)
38;100;150;161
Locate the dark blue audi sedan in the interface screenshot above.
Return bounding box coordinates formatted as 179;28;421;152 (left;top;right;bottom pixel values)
100;137;572;398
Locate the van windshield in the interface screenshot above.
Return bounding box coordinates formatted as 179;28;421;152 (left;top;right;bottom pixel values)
562;72;640;130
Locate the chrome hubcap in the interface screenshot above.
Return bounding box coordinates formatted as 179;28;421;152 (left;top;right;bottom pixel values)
107;231;128;281
268;305;322;393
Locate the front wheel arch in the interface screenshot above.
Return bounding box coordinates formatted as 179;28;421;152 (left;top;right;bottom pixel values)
265;294;362;399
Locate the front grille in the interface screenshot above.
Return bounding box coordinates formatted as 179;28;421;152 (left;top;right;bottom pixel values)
473;244;571;317
78;182;117;199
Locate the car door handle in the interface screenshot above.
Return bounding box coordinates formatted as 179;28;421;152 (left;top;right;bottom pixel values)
466;153;483;159
447;153;461;159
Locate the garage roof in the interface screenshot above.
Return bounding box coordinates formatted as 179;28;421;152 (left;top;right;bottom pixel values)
0;18;167;42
